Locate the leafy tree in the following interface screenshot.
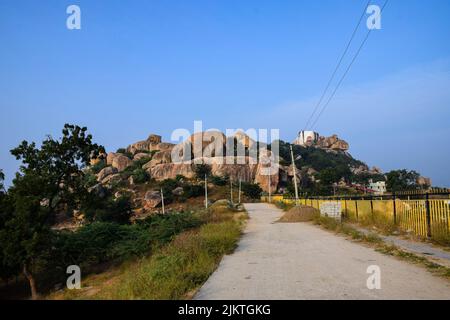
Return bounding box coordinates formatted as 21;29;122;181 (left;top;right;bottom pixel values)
0;169;4;193
131;168;150;184
0;124;104;299
210;175;229;186
386;169;420;192
183;184;204;198
241;182;263;199
194;164;211;180
315;168;340;186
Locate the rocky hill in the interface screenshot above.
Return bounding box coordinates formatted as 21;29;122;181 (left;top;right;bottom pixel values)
84;130;385;221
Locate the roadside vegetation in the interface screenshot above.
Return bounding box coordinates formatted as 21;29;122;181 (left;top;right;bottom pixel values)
49;201;247;300
0;124;256;300
312;214;450;280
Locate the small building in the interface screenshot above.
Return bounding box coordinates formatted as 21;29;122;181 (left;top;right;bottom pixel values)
368;180;386;195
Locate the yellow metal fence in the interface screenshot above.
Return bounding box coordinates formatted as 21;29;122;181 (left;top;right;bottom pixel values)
263;195;450;241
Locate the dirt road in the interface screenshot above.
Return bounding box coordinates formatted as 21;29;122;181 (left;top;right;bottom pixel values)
195;203;450;300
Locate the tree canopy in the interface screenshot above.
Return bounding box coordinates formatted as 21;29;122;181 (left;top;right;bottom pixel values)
0;124;105;299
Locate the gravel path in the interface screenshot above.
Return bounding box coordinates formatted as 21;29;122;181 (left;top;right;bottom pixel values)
195;203;450;300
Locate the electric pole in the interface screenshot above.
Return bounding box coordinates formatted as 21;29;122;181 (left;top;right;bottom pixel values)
161;188;165;214
238;178;242;204
290;145;299;206
230;177;233;204
205;174;208;209
268;165;272;203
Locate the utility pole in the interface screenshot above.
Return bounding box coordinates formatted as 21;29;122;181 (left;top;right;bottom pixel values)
290;145;299;206
238;178;242;204
205;174;208;209
268;166;272;203
161;188;165;214
230;177;233;204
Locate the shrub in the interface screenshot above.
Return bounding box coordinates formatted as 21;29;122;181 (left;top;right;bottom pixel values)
183;184;204;198
210;175;228;186
194;164;211;180
241;182;263;199
90;160;107;174
82;194;132;224
132;168;149;184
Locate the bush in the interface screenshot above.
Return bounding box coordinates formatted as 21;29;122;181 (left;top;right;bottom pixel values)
183;184;204;198
82;194;132;224
210;175;228;186
90;160;107;174
132;168;149;184
241;182;263;199
194;164;211;180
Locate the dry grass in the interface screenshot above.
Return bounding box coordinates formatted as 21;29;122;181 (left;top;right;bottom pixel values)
313;214;450;280
48;201;247;300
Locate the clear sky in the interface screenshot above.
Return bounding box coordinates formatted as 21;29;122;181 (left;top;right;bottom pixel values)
1;0;449;187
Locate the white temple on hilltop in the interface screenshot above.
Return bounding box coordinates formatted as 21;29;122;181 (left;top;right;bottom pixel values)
293;130;319;147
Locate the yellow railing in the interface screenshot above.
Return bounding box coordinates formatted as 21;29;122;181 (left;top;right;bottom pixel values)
262;195;450;241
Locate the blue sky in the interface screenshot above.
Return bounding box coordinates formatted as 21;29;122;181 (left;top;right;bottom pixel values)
1;0;449;187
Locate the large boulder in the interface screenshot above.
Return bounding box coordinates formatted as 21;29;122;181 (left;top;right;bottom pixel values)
316;134;349;152
100;173;122;186
127;134;162;155
143;150;172;170
110;154;132;172
155;143;175;153
148;163;195;181
191;156;258;182
188;131;227;160
133;153;151;161
143;190;162;209
232;131;257;150
254;151;279;193
106;152;117;166
147;134;162;145
172;187;184;196
97;166;118;182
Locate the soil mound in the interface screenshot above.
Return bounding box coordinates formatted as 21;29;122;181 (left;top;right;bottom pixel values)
277;205;319;223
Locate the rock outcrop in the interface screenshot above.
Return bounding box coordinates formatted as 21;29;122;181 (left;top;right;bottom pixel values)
97;166;118;182
107;153;132;172
148;163;195;181
143;190;162;209
316;134;349;152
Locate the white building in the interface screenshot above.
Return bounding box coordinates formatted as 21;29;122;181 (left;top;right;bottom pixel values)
368;180;387;195
293;131;319;147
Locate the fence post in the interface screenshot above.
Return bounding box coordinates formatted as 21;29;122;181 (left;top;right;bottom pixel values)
370;196;374;221
344;198;348;220
392;192;397;225
425;193;432;238
355;199;359;221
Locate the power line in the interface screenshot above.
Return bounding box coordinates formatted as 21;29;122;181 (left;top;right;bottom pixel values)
303;0;371;131
310;0;390;130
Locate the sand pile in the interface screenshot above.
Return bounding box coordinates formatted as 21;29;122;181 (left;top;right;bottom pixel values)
277;205;319;223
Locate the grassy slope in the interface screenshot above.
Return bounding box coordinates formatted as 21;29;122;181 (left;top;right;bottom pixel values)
48;205;247;300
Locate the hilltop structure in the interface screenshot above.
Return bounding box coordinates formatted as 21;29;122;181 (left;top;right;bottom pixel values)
293;131;349;152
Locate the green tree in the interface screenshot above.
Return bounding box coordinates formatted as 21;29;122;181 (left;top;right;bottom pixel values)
194;164;212;180
241;182;263;199
0;124;104;299
0;169;4;192
386;169;420;192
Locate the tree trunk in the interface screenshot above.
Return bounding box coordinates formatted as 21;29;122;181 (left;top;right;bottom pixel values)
23;265;38;300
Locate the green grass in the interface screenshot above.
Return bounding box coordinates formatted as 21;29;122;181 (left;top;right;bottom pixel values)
274;200;295;212
49;204;247;300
